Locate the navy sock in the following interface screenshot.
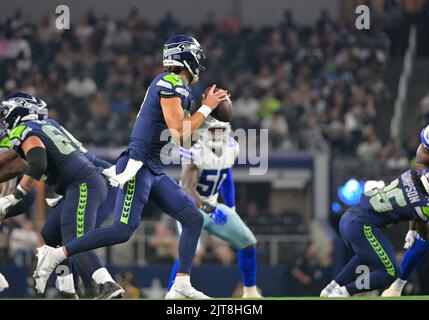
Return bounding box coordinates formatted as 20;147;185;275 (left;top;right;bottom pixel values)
345;270;395;294
168;260;180;290
400;237;429;280
335;255;365;286
73;251;104;285
65;221;134;256
175;206;203;275
237;247;257;287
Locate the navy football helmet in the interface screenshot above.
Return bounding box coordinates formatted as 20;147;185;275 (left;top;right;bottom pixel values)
163;35;205;83
0;92;42;132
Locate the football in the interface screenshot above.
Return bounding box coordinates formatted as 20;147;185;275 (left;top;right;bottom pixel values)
203;86;233;122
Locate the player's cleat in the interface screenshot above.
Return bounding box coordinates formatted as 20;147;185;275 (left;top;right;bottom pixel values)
95;282;125;299
382;278;406;297
320;280;339;297
242;286;262;298
165;284;211;299
34;245;64;294
0;273;9;292
328;286;350;297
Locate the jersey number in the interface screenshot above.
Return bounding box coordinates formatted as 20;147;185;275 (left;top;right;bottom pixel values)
364;179;407;213
42;125;76;155
196;169;229;197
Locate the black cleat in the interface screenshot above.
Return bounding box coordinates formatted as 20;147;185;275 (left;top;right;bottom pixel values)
95;282;125;299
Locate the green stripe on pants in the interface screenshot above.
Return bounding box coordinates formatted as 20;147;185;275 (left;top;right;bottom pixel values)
120;177;136;224
76;183;88;238
363;224;395;276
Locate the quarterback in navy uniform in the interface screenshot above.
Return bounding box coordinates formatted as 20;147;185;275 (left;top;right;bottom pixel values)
34;35;228;299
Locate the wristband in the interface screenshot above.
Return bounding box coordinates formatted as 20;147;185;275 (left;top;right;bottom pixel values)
197;105;212;118
12;184;28;200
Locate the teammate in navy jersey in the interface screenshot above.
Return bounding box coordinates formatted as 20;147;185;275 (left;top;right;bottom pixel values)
322;169;429;297
382;125;429;296
34;35;228;299
0;93;124;298
0;105;120;298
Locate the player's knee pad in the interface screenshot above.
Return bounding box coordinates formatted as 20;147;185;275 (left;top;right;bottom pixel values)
176;206;204;230
110;221;135;244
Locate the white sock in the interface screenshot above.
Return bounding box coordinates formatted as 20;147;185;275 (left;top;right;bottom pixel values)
392;278;407;291
174;275;191;289
52;247;67;263
56;273;76;294
92;268;115;285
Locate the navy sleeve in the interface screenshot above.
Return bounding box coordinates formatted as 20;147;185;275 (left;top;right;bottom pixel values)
220;168;236;208
84;152;113;169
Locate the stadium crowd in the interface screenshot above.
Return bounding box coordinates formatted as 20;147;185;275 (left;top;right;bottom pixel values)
0;7;396;158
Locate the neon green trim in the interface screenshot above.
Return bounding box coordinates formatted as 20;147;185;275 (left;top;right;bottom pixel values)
163;73;183;87
76;183;88;238
120;177;136;224
0;137;10;148
363;224;395;276
9;125;28;141
422;206;429;218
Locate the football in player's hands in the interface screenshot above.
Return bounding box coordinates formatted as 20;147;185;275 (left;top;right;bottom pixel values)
203;86;232;122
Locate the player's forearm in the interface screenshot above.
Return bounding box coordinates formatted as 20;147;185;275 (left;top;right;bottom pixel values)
175;113;206;144
18;175;37;193
416;144;429;171
183;187;203;208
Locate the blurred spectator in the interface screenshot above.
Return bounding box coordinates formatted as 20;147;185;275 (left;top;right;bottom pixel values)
8;218;41;267
357;127;383;162
291;243;324;296
261;111;290;150
232;88;260;129
66;67;97;99
148;222;178;262
115;271;141;298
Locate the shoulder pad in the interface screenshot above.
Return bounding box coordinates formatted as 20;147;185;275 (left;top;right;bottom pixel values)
0;137;10;149
9;125;32;142
162;73;184;87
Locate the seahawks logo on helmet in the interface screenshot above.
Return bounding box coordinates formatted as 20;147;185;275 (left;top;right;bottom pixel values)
162;35;206;83
0;92;42;132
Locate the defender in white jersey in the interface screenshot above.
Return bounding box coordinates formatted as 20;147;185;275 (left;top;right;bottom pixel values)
167;120;261;298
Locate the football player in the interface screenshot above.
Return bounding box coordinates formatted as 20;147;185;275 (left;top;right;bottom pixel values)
167;120;261;298
0;93;124;298
33;35;228;299
382;125;429;296
321;169;429;297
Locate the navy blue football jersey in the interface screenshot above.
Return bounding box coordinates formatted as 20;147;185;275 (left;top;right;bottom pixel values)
128;72;193;175
8;120;97;194
354;169;429;228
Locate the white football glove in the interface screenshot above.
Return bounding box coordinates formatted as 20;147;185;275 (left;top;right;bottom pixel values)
0;194;19;221
0;273;9;292
45;195;63;207
109;159;143;189
101;165;116;180
404;230;418;249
